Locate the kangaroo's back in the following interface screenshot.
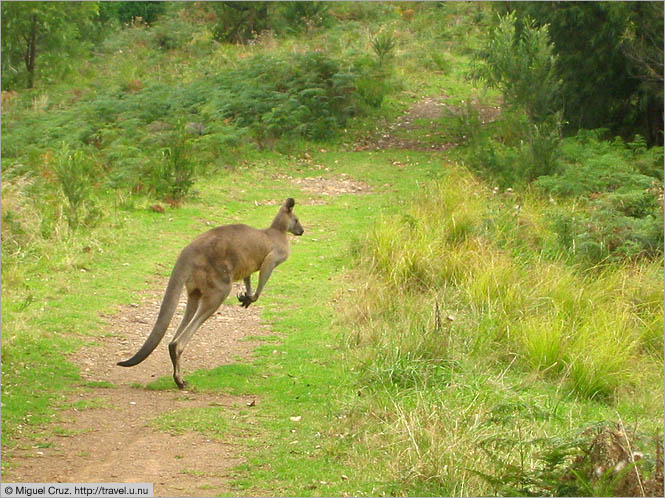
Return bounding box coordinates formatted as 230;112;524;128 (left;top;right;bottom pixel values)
187;224;274;282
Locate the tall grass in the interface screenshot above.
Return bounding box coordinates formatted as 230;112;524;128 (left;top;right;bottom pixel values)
341;164;663;494
356;166;662;398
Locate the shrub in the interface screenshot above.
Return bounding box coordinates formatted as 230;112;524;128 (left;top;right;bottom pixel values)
201;52;388;142
148;124;195;202
473;12;562;124
371;31;398;66
468;12;564;184
478;422;664;497
152;16;193;51
277;1;331;33
53;143;101;230
207;2;272;44
102;1;167;25
537;132;664;263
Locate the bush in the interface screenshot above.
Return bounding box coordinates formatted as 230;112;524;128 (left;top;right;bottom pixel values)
548;205;663;264
468;12;563;184
473;12;562;124
371;31;398;66
537;132;664;263
1;44;394;207
479;422;664;497
206;2;272;44
201;52;389;143
462;117;562;187
277;1;331;33
536;133;659;196
101;1;167;25
53;143;101;230
147;124;195;202
152;16;193;51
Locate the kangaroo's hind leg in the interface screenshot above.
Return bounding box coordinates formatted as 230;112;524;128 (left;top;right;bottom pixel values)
168;283;231;389
168;289;200;351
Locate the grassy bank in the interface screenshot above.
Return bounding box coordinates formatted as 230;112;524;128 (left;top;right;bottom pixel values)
338;164;663;495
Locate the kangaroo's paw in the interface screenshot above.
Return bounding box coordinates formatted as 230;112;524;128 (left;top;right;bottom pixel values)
237;292;253;308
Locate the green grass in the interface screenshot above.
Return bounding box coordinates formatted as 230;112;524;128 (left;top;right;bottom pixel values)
152;406;229;439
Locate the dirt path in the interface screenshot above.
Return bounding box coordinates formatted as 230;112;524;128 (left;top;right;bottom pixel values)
354;93;501;151
3;281;267;497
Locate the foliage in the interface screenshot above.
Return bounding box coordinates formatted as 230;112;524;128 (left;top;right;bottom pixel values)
148;124;196;202
1;1;100;89
468;12;563;184
205;1;272;44
478;423;663;497
474;11;561;124
53;143;101;230
506;2;664;145
99;1;166;25
199;52;388;143
278;1;331;33
370;30;398;66
460;113;563;187
151;14;195;51
537;132;664;263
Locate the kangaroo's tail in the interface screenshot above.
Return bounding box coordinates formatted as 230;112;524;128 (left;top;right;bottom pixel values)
117;258;187;367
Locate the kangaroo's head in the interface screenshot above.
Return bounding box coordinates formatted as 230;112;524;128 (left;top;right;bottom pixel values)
272;198;304;236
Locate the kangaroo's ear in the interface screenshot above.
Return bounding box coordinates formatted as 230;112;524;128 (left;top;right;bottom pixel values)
285;198;295;212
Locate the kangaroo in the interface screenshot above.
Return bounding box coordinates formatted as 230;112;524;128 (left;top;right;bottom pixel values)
117;198;304;389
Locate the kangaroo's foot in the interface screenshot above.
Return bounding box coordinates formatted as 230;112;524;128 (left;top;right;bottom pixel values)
174;375;188;390
169;342;188;389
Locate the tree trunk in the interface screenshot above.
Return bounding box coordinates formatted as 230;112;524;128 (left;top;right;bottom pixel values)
25;13;37;88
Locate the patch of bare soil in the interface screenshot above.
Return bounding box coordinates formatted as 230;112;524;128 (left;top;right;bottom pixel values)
252;173;372;207
276;173;372;197
355;94;501;151
3;281;270;497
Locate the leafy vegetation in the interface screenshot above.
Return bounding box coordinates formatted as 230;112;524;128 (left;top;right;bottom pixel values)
537;131;664;263
1;2;102;89
506;1;664;146
1;2;662;496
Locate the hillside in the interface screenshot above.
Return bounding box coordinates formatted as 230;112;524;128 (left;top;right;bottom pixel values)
1;3;663;496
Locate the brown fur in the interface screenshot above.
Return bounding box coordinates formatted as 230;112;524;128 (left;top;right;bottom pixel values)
117;198;304;388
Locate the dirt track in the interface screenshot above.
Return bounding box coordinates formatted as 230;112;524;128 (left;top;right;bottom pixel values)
3;281;266;497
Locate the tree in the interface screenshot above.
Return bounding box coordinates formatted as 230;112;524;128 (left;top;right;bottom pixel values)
474;11;562;124
473;12;563;180
505;1;664;145
204;2;273;44
1;2;99;89
618;2;663;146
